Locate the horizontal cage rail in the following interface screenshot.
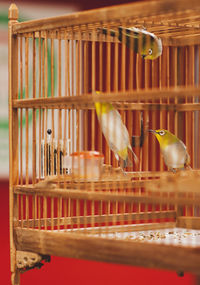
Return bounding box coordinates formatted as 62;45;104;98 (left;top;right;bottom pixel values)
14;211;176;228
10;0;200;45
14;186;200;206
11;0;200;34
13;87;200;110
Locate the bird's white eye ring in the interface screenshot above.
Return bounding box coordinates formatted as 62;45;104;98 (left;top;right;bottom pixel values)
148;49;153;55
159;130;165;136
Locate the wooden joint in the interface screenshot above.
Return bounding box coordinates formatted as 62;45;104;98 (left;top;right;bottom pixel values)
16;251;51;273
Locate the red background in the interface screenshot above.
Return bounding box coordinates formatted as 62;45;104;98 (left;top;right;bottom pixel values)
3;0;197;283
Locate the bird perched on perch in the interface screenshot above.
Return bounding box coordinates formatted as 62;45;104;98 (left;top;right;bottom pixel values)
94;97;138;169
100;26;162;60
149;129;190;171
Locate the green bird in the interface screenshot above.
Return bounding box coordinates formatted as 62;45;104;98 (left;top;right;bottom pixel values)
149;129;190;171
95;100;138;168
100;26;162;60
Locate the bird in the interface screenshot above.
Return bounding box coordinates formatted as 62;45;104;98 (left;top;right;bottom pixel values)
94;99;138;169
100;26;162;60
149;129;190;171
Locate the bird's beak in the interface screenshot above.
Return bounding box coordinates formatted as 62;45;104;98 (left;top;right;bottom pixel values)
148;129;156;134
141;54;146;59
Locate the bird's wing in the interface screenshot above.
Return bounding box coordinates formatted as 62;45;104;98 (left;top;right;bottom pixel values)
179;139;187;150
179;140;190;165
98;109;138;163
100;110;129;150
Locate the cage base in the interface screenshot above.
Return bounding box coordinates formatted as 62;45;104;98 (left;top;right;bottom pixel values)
14;225;200;274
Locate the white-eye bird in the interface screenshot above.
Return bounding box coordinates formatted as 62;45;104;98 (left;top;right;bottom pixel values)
100;26;162;60
149;129;190;171
95;101;138;168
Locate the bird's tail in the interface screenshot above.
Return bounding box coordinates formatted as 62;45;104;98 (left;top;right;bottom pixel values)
99;26;140;40
117;145;138;169
129;146;139;165
185;164;192;170
100;27;117;38
123;146;138;168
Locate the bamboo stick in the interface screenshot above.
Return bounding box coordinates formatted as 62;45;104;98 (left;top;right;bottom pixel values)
20;37;23;186
91;29;96;151
83;38;88;151
38;32;42;180
25;37;29;185
32;32;36;184
57;31;62;230
51;38;55;177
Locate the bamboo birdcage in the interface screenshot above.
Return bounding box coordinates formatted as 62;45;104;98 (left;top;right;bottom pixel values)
8;0;200;284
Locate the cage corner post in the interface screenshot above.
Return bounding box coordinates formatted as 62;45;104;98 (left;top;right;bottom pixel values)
8;3;20;285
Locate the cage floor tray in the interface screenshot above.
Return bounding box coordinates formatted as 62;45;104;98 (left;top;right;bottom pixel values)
88;227;200;247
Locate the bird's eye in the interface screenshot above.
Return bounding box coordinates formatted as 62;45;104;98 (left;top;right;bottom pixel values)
148;49;152;55
159;130;165;136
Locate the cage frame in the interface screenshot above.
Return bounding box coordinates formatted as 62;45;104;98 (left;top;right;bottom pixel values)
8;1;200;284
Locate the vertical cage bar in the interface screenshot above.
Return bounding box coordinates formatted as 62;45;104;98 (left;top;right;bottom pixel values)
76;29;81;228
25;37;29;185
104;25;111;166
21;195;24;228
127;33;134;173
57;31;62;230
33;194;37;229
51;197;54;230
98;26;103;155
43;33;48;229
83;32;89;225
166;46;170;132
83;37;88;150
20;37;23;185
32;32;36;184
64;198;67;230
25;36;29;233
119;24;126;224
91;29;96;151
143;59;150;175
91;28;96;229
43;195;47;230
159;47;167;171
25;194;29;229
187;46;195;217
38;32;42;180
51;36;55;230
42;37;46;178
38;196;41;230
197;45;200;170
8;5;20;282
51;38;55;177
113;34;119;222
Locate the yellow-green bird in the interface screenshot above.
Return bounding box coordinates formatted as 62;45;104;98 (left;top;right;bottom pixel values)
149;129;190;171
95;101;138;168
100;26;162;60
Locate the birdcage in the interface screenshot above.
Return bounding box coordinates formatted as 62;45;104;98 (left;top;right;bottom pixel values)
8;1;200;284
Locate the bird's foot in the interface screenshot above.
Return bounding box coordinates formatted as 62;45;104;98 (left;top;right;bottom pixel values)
170;168;177;173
